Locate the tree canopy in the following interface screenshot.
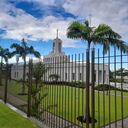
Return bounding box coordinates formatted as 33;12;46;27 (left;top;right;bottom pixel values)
67;20;128;53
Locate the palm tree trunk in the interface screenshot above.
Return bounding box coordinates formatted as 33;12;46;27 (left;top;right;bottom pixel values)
85;42;91;122
22;57;26;93
4;59;8;103
35;79;38;88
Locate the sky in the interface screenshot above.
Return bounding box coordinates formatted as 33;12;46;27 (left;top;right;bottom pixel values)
0;0;128;63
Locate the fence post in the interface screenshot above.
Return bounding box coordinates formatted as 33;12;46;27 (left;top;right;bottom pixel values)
86;49;90;128
4;61;8;103
27;59;32;117
91;48;95;128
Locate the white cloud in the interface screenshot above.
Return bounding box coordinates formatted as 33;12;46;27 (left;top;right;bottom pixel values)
8;55;44;64
13;0;64;6
0;1;79;48
8;56;29;64
63;0;128;40
1;0;127;50
9;0;56;6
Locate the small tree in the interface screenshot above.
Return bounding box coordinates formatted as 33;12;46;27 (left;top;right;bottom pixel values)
30;62;57;119
33;62;47;87
31;62;48;118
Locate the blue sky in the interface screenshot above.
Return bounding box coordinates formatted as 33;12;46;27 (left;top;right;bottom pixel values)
0;0;128;63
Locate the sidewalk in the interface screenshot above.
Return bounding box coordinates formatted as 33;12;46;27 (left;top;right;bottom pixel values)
105;117;128;128
0;86;27;107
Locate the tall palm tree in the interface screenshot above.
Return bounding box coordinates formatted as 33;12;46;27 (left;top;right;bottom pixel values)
67;20;128;53
0;46;3;85
0;47;11;85
2;49;12;103
11;38;41;94
67;20;128;123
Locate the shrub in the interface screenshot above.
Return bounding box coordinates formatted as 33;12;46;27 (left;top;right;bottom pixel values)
110;78;124;83
43;81;86;88
95;84;128;92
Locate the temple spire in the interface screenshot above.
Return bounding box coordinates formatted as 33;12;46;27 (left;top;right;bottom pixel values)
56;29;58;38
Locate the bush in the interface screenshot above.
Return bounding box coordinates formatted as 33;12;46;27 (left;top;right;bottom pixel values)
95;84;128;92
43;81;86;88
110;78;124;83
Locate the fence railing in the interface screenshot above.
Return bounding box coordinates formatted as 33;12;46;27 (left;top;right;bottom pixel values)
0;48;128;128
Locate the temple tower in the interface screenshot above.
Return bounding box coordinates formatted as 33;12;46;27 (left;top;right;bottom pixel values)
52;29;62;54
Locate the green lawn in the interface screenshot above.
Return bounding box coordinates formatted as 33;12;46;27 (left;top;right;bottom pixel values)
44;85;128;127
0;102;39;128
4;80;128;127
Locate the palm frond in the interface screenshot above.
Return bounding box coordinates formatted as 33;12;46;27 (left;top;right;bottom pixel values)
109;39;128;53
11;39;41;59
0;48;12;62
29;46;41;58
10;43;21;49
67;21;89;40
94;24;121;39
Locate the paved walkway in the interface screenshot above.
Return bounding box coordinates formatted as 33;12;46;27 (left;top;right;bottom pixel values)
105;117;128;128
0;86;27;107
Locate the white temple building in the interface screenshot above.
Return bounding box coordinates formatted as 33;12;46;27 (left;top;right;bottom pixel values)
43;32;109;84
11;32;109;84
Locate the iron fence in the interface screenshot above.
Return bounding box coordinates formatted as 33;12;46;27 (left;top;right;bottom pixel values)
0;48;128;128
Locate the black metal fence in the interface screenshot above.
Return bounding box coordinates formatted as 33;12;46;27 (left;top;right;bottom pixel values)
0;48;128;128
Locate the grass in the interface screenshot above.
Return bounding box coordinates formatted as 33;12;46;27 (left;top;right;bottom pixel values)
3;80;128;128
0;102;39;128
44;85;128;127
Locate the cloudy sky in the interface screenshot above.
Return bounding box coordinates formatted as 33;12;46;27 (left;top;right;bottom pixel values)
0;0;128;63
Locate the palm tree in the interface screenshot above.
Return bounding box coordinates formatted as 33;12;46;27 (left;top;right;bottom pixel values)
0;47;12;85
67;20;128;123
2;49;12;103
0;46;3;85
11;38;41;94
67;20;128;53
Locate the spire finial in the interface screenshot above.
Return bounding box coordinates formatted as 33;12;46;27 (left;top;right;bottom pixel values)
89;14;92;27
56;29;58;38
